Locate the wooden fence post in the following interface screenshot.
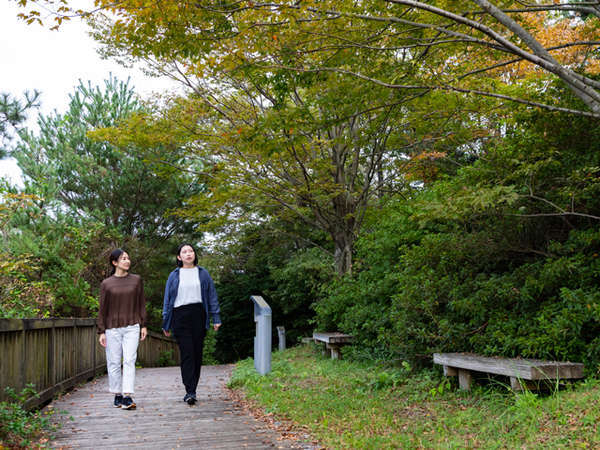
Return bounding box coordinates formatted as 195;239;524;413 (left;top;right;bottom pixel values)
49;320;56;388
92;321;97;376
20;325;26;393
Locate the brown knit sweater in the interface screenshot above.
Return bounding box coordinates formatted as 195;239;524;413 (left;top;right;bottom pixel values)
97;274;146;334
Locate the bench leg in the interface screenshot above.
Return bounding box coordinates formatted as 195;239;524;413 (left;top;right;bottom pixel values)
510;377;538;392
320;343;328;357
443;365;458;376
327;344;341;360
510;377;522;392
458;369;472;391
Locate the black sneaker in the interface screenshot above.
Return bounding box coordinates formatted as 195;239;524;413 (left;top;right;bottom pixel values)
113;394;123;408
183;393;196;405
121;396;136;410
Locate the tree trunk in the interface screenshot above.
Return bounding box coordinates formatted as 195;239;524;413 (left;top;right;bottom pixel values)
333;228;354;276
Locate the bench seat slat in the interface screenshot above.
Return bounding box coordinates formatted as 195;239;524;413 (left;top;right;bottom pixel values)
313;332;354;345
433;353;584;380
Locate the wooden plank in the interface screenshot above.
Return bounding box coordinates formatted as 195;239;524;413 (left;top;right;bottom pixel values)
0;318;96;333
20;326;26;393
49;322;56;388
0;319;24;332
74;318;96;327
530;362;585;380
313;332;354;345
47;365;301;449
433;353;584;381
22;319;55;330
51;318;84;328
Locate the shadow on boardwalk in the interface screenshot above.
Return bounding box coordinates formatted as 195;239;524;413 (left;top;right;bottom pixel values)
48;365;307;449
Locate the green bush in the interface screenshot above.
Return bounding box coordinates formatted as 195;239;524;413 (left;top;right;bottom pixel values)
0;385;57;448
157;349;176;367
317;85;600;373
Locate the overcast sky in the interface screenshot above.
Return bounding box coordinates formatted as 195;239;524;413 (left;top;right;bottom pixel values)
0;1;180;184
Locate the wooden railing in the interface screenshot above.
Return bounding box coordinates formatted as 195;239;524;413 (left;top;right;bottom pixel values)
0;318;179;410
139;330;181;368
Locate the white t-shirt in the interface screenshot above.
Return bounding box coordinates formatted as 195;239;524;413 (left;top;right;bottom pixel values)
174;267;203;308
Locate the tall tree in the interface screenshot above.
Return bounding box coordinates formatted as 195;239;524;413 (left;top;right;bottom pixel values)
8;77;203;317
83;0;490;275
16;0;600;116
13;77;199;245
16;0;575;275
0;90;39;157
93;57;441;274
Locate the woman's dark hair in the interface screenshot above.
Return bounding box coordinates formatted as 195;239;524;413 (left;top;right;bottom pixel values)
176;243;198;267
109;248;125;275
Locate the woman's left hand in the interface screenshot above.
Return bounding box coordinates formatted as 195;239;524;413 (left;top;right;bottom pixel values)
140;327;147;341
213;323;221;331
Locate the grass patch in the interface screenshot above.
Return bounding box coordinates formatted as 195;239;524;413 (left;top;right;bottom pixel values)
229;345;600;449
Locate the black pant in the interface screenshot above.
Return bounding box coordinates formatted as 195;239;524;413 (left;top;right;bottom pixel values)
172;303;207;395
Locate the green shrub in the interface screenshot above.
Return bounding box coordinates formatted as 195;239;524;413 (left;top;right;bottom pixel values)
0;385;57;448
316;88;600;372
157;349;176;367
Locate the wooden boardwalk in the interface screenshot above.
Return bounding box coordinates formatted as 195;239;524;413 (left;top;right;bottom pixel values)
48;365;303;449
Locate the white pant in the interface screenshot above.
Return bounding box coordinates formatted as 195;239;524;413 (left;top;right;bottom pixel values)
105;324;140;394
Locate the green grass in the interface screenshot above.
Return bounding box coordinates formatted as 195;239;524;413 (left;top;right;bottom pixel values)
229;345;600;449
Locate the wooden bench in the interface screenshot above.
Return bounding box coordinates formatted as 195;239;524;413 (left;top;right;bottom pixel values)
313;332;354;360
433;352;584;392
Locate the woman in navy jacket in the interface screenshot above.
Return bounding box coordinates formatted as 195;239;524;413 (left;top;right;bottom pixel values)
162;243;221;405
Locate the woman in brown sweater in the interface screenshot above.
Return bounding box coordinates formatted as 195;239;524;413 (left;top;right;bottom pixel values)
97;248;147;410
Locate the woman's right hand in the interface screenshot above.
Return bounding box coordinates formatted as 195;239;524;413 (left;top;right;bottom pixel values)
99;333;106;347
163;329;171;337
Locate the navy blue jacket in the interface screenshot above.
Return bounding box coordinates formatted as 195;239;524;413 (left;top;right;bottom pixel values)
162;266;221;331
